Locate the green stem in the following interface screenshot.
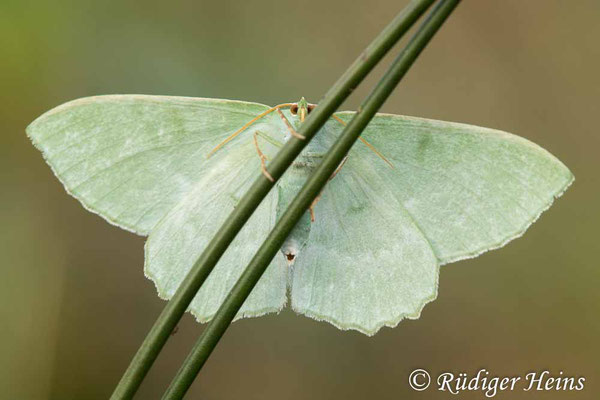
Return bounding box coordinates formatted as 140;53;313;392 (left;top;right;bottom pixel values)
110;1;435;398
162;1;460;398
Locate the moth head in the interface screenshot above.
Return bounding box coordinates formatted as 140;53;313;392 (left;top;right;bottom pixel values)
289;97;316;123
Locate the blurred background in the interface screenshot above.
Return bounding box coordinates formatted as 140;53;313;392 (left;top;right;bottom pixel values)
1;0;598;398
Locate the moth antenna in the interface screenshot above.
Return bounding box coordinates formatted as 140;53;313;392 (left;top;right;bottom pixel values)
207;103;295;158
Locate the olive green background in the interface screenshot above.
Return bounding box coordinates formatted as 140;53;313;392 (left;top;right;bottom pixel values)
1;0;598;399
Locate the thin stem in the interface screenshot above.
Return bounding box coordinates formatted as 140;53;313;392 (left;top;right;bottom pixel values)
162;0;461;398
110;1;435;398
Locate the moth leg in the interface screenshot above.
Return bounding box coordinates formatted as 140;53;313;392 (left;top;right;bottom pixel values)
330;155;349;180
253;131;275;182
309;156;348;222
309;193;322;222
331;114;393;168
277;108;306;140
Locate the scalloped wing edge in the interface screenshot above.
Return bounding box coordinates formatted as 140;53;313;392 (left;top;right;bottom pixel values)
143;238;289;323
291;263;440;336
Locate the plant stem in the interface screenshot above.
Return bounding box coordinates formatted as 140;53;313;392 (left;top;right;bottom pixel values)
162;1;460;398
110;1;435;398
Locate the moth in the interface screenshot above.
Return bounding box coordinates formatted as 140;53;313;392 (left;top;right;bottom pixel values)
27;95;573;335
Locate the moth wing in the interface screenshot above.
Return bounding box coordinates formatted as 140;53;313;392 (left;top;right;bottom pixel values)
26;95;279;235
145;138;288;321
335;112;573;264
290;156;439;336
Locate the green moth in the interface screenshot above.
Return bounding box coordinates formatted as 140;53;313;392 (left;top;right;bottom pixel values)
27;95;573;335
